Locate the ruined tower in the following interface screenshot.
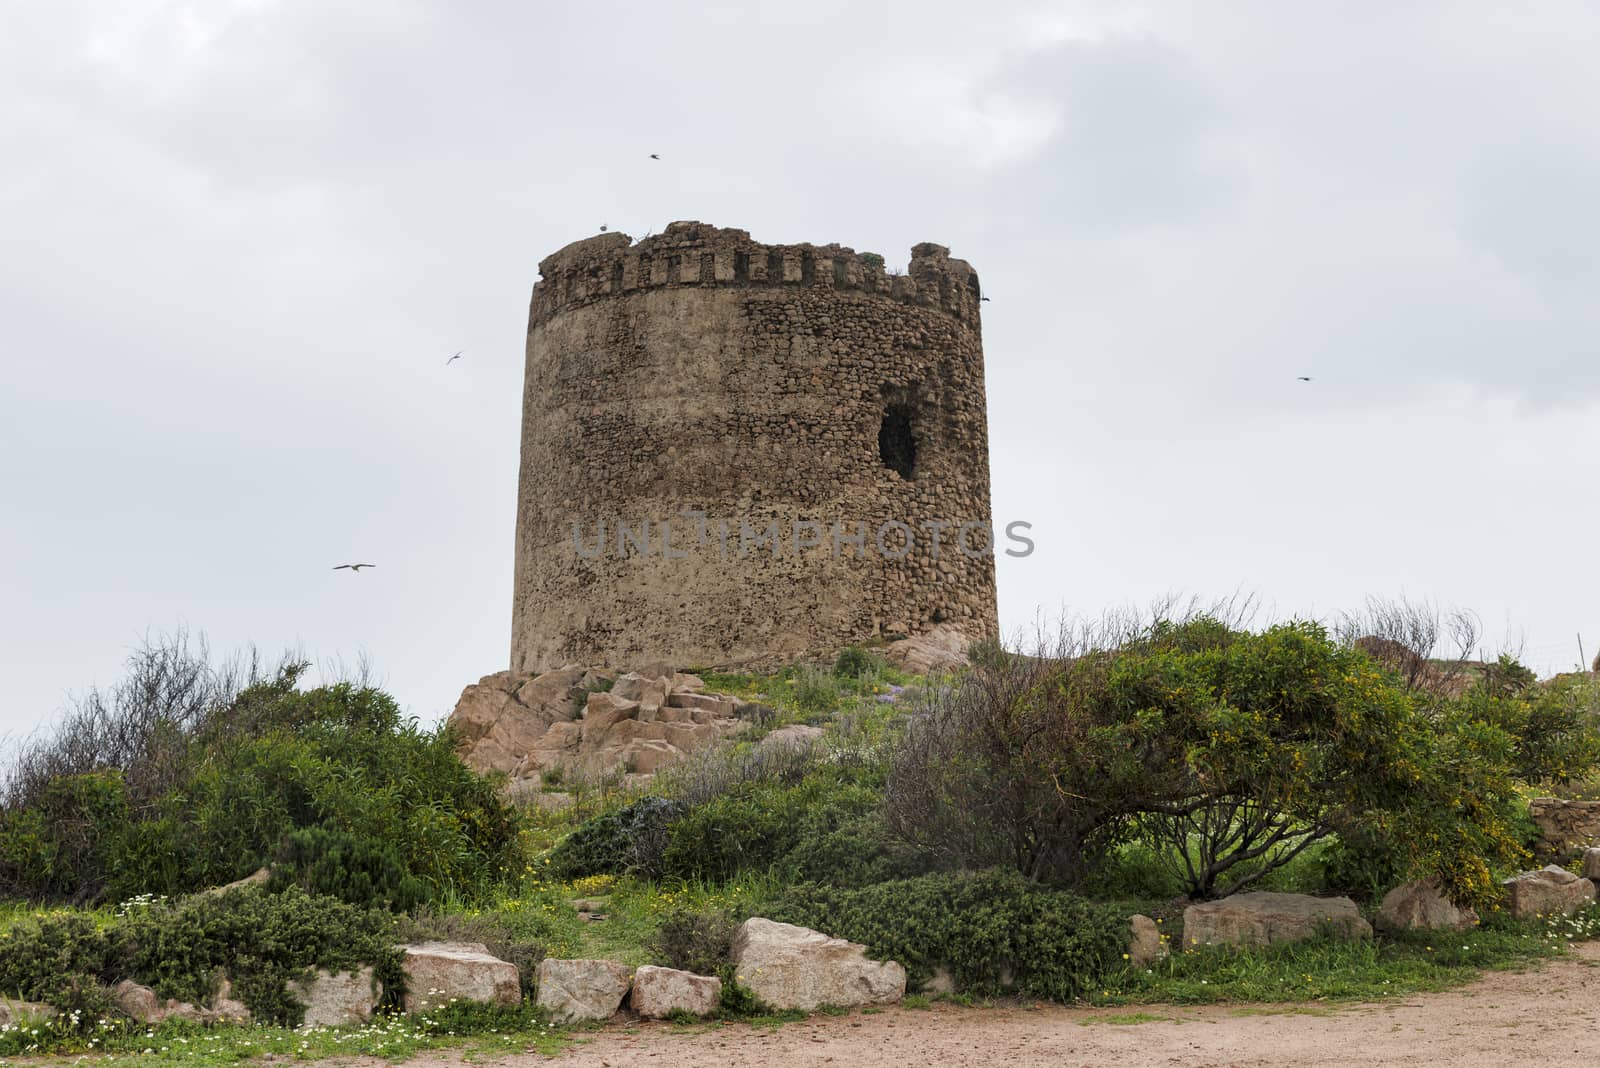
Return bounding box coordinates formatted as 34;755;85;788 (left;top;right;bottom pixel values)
511;221;998;673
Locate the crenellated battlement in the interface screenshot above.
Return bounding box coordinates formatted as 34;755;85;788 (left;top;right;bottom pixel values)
529;221;982;330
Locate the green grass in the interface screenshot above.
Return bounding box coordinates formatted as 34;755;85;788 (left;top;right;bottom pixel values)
1093;908;1600;1006
0;1002;571;1065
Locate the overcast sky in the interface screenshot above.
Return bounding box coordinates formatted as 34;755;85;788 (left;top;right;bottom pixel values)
3;1;1597;739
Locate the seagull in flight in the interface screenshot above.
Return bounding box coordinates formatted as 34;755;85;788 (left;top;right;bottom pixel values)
1297;376;1314;382
599;224;608;232
333;563;376;572
649;153;660;160
445;350;463;365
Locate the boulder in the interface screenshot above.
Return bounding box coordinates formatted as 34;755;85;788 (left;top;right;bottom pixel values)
534;959;634;1023
759;724;825;751
730;918;905;1011
400;942;521;1013
287;966;377;1027
1583;846;1600;881
665;692;738;717
882;624;970;676
1127;914;1167;966
1182;892;1372;950
111;978;250;1026
611;672;670;711
629;965;722;1019
1502;865;1597;919
1375;880;1479;932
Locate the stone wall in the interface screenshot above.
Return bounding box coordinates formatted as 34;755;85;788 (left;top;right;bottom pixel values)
512;221;998;673
1527;798;1600;859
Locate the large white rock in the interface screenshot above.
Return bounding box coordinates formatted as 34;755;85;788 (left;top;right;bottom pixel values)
629;965;722;1019
730;918;905;1011
287;967;378;1028
534;959;634;1023
882;624;971;676
400;942;521;1013
1375;880;1479;932
1502;865;1597;919
1182;892;1372;950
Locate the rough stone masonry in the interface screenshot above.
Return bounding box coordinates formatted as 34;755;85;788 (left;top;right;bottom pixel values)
511;221;999;672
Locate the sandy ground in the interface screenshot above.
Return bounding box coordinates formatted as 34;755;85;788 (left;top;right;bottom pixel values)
395;941;1600;1067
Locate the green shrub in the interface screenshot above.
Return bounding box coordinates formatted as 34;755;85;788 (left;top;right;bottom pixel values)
0;887;401;1028
268;826;428;913
789;664;842;717
649;908;738;975
772;869;1128;1000
833;647;883;680
547;796;685;880
0;638;522;905
780;808;929;888
660;779;881;882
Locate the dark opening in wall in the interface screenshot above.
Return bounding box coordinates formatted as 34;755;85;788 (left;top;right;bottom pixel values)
878;404;917;479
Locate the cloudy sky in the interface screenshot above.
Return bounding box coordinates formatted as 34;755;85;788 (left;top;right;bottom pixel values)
3;1;1597;738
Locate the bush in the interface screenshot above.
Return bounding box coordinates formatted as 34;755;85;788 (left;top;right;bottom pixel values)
0;636;522;905
1454;667;1600;784
268;826;428;912
780;807;929;888
888;616;1528;906
547;796;686;880
649;908;738;975
833;647;883;680
659;779;882;882
771;869;1128;1000
0;886;401;1027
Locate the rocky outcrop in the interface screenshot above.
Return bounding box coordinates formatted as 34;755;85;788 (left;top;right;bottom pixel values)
400;942;521;1013
629;965;722;1018
1583;847;1600;881
1182;892;1372;950
111;978;251;1025
759;724;825;751
534;959;634;1023
1127;914;1167;966
882;624;971;676
286;967;378;1027
449;667;748;788
1501;866;1597;919
1375;881;1478;932
730;918;905;1011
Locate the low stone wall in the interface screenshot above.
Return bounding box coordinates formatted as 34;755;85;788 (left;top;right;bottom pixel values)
1528;798;1600;858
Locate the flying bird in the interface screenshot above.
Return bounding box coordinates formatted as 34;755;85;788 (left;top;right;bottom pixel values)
445;350;463;365
649;153;660;160
980;296;991;302
1297;376;1314;382
333;563;376;572
599;224;608;232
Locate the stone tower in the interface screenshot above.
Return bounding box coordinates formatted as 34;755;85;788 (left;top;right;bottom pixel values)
511;221;998;673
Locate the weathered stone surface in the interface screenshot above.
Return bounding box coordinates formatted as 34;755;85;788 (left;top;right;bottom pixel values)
1528;798;1600;859
730;918;905;1011
534;959;634;1023
1375;880;1479;932
1502;866;1597;919
401;942;521;1013
451;667;747;784
287;967;377;1027
1182;892;1372;950
510;224;999;676
1128;914;1167;966
629;965;721;1019
882;624;972;676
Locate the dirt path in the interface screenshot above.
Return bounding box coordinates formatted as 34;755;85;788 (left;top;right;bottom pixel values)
409;942;1600;1067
